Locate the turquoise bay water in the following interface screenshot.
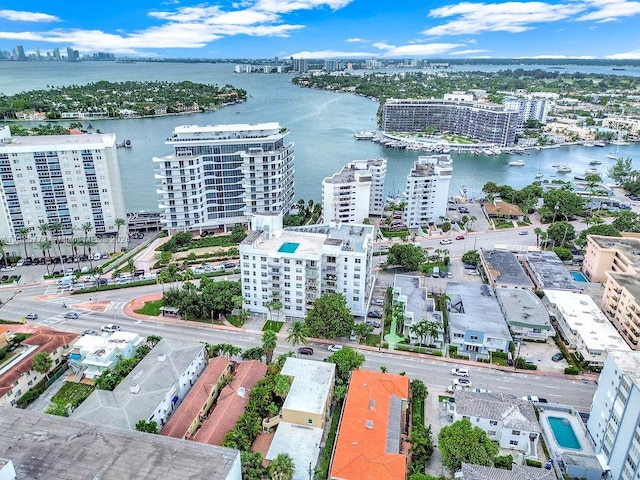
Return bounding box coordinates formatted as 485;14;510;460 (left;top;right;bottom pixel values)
1;62;639;211
547;416;582;450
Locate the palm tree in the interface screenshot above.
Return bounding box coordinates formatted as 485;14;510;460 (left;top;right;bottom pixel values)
17;226;30;259
36;240;52;275
0;239;6;267
37;222;50;241
262;330;277;364
113;218;126;254
80;222;92;256
71;238;83;271
286;321;309;347
31;352;54;380
533;227;544;247
269;452;295;480
49;221;65;266
85;239;97;270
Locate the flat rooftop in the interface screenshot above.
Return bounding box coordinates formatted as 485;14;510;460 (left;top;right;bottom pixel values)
281;357;335;416
266;422;324;480
323;164;373;184
482;249;534;287
524;251;581;290
447;282;512;339
589;234;640;268
609;272;640;301
544;290;630;353
608;350;640;390
496;288;553;331
394;274;433;319
0;132;116;148
0;408;240;480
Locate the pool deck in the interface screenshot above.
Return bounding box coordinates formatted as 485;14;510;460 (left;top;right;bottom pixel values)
539;409;594;459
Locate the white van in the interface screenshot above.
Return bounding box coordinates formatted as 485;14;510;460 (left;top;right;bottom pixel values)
57;276;75;286
432;266;440;278
93;252;101;261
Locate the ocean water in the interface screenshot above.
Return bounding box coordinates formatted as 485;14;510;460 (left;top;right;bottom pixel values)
0;61;638;211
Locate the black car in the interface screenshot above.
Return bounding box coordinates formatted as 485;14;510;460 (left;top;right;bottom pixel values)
368;310;383;319
463;264;477;270
366;320;381;328
551;353;564;362
297;347;313;356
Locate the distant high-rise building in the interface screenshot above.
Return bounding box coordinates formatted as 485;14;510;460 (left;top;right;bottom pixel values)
322;159;387;223
503;95;552;127
323;60;342;72
404;155;453;228
53;48;61;61
15;45;26;61
154;122;295;234
291;58;308;73
34;46;41;60
66;47;79;62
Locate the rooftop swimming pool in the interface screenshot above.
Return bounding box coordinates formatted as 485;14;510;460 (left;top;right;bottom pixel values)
547;416;582;450
570;271;588;283
278;242;300;254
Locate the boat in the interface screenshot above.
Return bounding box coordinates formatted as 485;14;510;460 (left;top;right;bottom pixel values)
585;168;599;175
612;68;626;71
556;165;572;173
535;172;544;178
607;153;619;160
593;142;606;147
354;130;375;140
583;142;594;147
508;160;526;166
589;159;602;165
116;139;132;148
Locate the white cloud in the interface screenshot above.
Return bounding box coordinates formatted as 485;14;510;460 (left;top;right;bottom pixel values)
577;0;640;22
424;1;584;36
288;50;375;58
607;49;640;59
518;54;596;58
346;37;364;43
449;48;489;55
375;42;466;57
0;9;59;22
253;0;354;14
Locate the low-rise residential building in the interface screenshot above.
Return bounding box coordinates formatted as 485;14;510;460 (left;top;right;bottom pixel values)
451;391;540;457
67;331;144;380
482;199;525;222
0;327;77;407
161;357;232;440
446;282;512;360
602;272;640;350
322;159;387;223
543;290;630;368
587;350;640;480
523;251;582;291
481;249;535;289
582;234;640;283
240;213;374;319
0;408;242;480
266;357;335;480
393;274;444;350
403;155;453;228
496;288;554;341
194;360;268;445
460;463;555;480
330;370;409;480
71;338;207;431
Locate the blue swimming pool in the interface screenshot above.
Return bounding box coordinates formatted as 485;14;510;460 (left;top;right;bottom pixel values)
278;242;300;253
570;271;588;283
547;416;582;450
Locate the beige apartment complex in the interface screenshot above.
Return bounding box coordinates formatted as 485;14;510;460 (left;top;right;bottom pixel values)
582;234;640;283
602;273;640;350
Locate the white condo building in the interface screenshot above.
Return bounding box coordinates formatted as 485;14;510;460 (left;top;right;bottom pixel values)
322;159;387;223
0;126;126;255
404;155;453;228
154;123;295;233
503;95;553;126
240;213;374;319
587;350;640;480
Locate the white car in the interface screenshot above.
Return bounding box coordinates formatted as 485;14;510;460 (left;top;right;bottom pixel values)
451;367;469;377
522;395;539;403
101;324;121;333
439;239;452;245
467;270;480;276
446;384;467;393
454;378;472;387
327;345;343;352
473;388;492;394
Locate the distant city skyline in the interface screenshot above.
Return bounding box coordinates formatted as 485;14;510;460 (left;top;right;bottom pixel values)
1;1;640;60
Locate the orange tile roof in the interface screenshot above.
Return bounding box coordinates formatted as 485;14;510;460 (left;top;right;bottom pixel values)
330;370;409;480
161;356;231;439
483;201;524;217
194;360;268;446
0;327;78;399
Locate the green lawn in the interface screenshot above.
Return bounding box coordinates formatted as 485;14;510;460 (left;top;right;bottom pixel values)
262;320;284;333
226;314;244;328
50;381;95;408
134;299;163;316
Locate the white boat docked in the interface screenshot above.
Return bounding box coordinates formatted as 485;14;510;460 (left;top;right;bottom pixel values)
589;159;602;165
354;130;375;140
556;165;572;173
585;168;599;175
508;160;526;166
607;153;619;160
535;172;544;178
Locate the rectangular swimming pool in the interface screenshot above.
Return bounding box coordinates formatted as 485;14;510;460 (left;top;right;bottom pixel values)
547;416;582;450
278;242;300;254
570;271;588;283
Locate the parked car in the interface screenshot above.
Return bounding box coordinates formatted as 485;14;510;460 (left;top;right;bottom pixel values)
439;239;452;245
455;235;465;240
454;378;472;387
366;320;381;328
446;384;467;393
551;352;565;362
371;299;385;306
451;367;469;377
223;262;237;269
82;329;98;336
368;310;383;319
327;345;343;352
467;270;480;276
16;259;24;267
349;331;357;341
297;347;313;356
458;207;469;213
101;324;121;333
463;264;477;270
522;395;548;403
473;388;492;394
447;271;453;278
519;230;529;235
25;313;39;320
63;311;80;319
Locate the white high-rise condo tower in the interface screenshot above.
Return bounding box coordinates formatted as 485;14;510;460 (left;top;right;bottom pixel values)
404;155;453;228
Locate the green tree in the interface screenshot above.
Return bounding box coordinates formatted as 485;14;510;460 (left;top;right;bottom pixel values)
113;217;126;254
262;330;277;364
135;419;158;434
326;346;365;384
31;352;53;379
241;451;267;480
242;346;266;362
17;226;30;259
410;319;442;347
353;322;373;342
36;239;52;275
304;292;354;339
576;224;621;246
438;418;499;472
269;452;295;480
546;221;576;248
612;211;640;233
461;250;480;266
540;190;584;222
146;335;162;347
229;224;247;243
607;157;636;184
80;221;93;256
387;244;425;271
286;320;309;347
0;239;7;267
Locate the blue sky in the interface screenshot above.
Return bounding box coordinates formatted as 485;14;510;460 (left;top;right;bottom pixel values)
1;0;639;59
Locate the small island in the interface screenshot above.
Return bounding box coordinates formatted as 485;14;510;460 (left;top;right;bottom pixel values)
0;80;247;121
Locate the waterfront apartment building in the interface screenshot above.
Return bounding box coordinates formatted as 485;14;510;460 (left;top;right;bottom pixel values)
587;350;640;480
582;234;640;283
322;159;387;223
381;98;518;147
503;95;553;126
0;126;127;255
154;123;295;233
602;272;640;350
404;155;452;228
239;213;374;319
